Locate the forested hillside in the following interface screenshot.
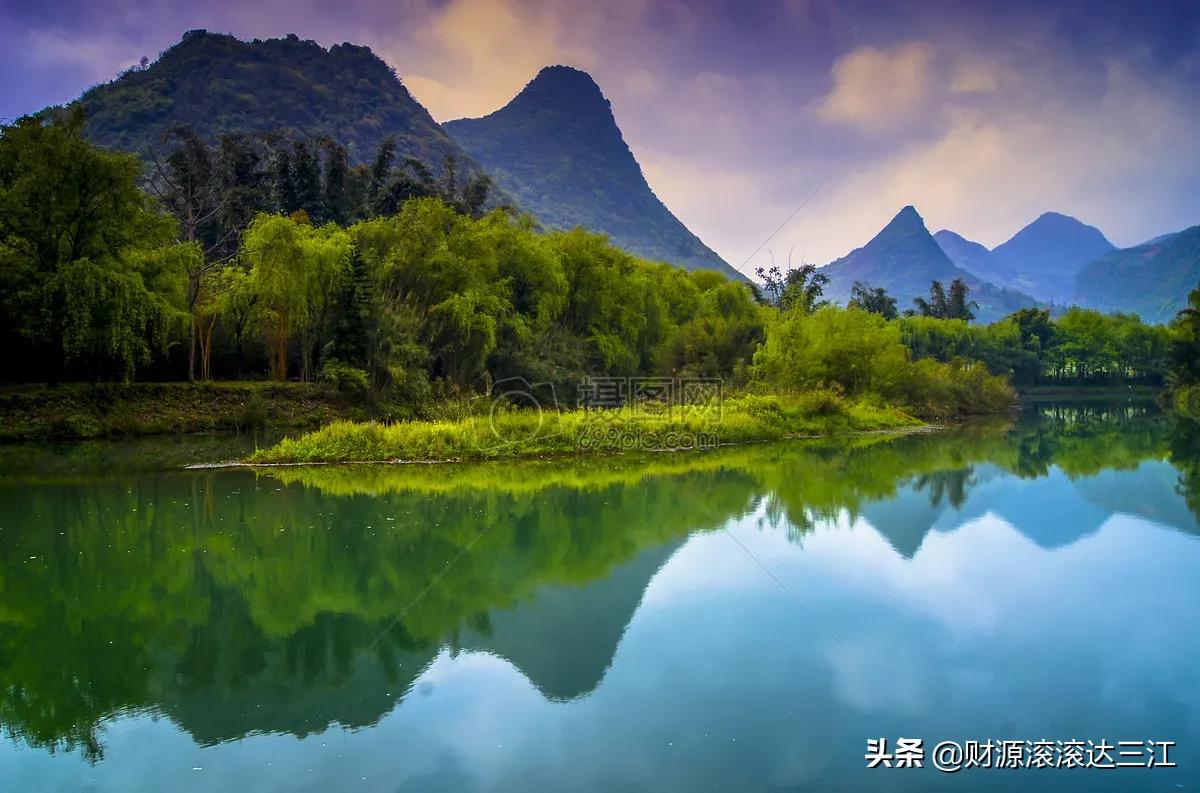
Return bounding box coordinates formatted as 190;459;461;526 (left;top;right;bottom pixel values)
72;30;473;173
445;66;741;279
1074;226;1200;323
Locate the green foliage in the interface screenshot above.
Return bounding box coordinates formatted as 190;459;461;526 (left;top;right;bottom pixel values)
248;392;918;464
848;281;898;319
912;278;976;320
76;30;472;177
1171;285;1200;388
752;307;1015;418
901;307;1172;387
321;360;370;396
0;110;189;381
756;264;830;314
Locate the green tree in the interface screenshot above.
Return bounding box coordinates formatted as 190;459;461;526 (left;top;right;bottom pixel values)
946;278;977;321
242;213;351;380
1171;286;1200;386
0;110;188;381
912;280;949;319
848;281;898;320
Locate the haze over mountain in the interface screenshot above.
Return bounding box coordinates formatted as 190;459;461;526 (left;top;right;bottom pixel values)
72;30;472;170
1074;225;1200;323
444;66;741;279
819;206;1037;323
989;212;1115;303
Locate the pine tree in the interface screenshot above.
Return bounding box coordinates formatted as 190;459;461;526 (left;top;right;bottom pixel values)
322;139;351;225
291;140;323;223
947;278;978;322
327;249;372;368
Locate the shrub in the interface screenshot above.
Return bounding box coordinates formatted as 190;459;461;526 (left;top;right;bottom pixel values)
753;306;1014;418
321;360;370;396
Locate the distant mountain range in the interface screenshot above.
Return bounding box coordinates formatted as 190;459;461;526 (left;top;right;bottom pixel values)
834;208;1199;323
1074;225;1200;322
819;206;1039;323
444;66;740;278
36;30;1197;315
988;212;1116;303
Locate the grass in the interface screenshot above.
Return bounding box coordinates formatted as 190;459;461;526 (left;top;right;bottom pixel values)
0;381;369;441
247;390;922;464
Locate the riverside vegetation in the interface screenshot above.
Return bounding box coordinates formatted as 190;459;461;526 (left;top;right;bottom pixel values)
2;111;1198;457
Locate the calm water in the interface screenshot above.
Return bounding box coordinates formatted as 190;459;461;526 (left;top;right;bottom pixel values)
1;401;1198;791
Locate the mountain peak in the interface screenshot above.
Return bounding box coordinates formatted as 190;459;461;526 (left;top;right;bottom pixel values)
530;65;602;90
991;211;1115;302
872;205;931;243
817;205;1035;322
501;65;610;117
444;67;739;278
1002;211;1113;248
75;31;466;168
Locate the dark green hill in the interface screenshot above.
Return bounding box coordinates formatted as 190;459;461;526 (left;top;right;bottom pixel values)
444;66;742;279
990;212;1115;302
72;30;470;169
820;206;1037;322
1074;225;1200;322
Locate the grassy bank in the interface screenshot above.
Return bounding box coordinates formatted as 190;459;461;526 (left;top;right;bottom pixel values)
0;382;373;442
247;391;923;464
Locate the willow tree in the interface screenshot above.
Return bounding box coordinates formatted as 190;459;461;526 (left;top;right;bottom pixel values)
241;213;351;380
354;199;509;386
0;109;189;381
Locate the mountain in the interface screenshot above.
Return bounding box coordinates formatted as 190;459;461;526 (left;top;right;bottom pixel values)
445;66;741;279
71;30;472;171
1073;224;1200;322
933;229;1019;285
990;212;1115;302
819;206;1038;322
462;538;683;701
1138;232;1180;247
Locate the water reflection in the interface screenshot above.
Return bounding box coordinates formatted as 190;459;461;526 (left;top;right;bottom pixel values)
0;400;1197;791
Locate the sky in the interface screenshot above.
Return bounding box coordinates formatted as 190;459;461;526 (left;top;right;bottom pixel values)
2;0;1199;274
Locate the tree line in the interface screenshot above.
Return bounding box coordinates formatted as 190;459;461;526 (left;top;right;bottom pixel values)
0;110;1192;410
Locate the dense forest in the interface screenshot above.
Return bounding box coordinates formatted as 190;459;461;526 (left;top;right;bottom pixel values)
1;111;1197;424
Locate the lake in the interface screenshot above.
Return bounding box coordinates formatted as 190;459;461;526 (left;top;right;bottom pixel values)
1;400;1197;791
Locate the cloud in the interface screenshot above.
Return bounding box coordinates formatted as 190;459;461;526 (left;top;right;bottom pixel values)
816;43;934;128
793;50;1200;260
949;59;999;94
379;0;607;121
26;29;141;83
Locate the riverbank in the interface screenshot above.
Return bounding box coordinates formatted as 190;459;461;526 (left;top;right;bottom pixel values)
1018;384;1162;400
0;382;374;441
245;391;925;464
